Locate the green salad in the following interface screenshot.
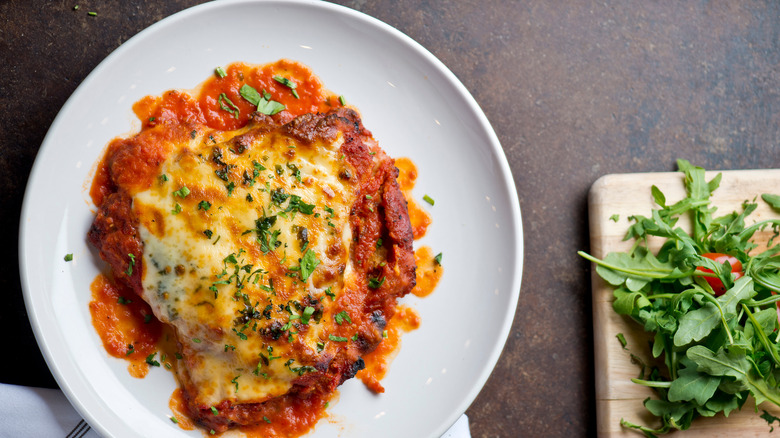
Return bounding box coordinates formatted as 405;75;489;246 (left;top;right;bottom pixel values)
580;160;780;435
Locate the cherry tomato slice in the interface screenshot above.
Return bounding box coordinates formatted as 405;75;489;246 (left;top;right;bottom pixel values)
695;253;743;296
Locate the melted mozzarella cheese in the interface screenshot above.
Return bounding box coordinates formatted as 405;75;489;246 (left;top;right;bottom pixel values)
132;124;359;405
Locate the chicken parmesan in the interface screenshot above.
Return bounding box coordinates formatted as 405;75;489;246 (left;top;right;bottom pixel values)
87;60;418;434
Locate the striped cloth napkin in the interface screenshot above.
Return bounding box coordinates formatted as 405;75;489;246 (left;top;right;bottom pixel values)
0;382;470;437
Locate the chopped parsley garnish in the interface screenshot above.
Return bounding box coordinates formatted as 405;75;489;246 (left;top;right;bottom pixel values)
271;188;290;205
423;194;435;206
117;296;132;305
64;253;73;262
218;93;240;119
324;287;335;301
334;310;352;325
329;334;349;342
198;200;211;210
125;344;134;356
203;229;213;239
125;253;136;276
256;215;280;254
159;174;169;183
368;276;385;289
239;84;285;116
173;186;190;198
171;203;182;215
301;306;315;324
273;75;300;98
215;66;227;78
232;327;248;340
434;252;443;265
299;249;320;281
286;195;315;214
145;353;161;367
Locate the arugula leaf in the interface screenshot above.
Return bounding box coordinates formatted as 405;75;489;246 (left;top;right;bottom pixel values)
762;194;780;210
668;359;721;405
687;345;780;406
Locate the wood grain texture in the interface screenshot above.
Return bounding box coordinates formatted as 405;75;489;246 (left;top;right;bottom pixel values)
589;169;780;437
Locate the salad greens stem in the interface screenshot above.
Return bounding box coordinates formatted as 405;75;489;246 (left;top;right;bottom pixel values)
742;303;780;367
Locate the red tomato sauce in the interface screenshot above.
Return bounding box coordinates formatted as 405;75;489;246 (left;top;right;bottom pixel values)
395;157;431;239
88;274;162;378
411;246;443;298
358;306;421;393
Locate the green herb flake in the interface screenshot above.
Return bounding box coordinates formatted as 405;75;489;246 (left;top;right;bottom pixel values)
338;95;346;106
609;214;620;222
173;186;190;198
329;334;349;342
434;252;443;265
239;84;285;115
210;406;218;415
145;353;161;367
198;200;212;211
170;416;179;424
125;253;136;276
299;249;320;281
215;66;227;78
334;310;352;325
368;276;385;289
273;75;299;98
117;296;132;305
218;93;240;119
423;194;435;206
64;253;73;262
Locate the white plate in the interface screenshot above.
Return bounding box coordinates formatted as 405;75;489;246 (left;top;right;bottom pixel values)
19;1;523;437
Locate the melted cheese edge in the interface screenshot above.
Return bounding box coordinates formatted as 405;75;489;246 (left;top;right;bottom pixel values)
132;125;359;406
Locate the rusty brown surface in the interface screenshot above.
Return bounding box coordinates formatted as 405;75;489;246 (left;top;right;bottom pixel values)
3;1;780;436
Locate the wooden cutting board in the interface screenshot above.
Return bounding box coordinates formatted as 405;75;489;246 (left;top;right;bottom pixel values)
589;169;780;437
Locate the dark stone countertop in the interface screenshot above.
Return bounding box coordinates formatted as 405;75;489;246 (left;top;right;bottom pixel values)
3;1;780;436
